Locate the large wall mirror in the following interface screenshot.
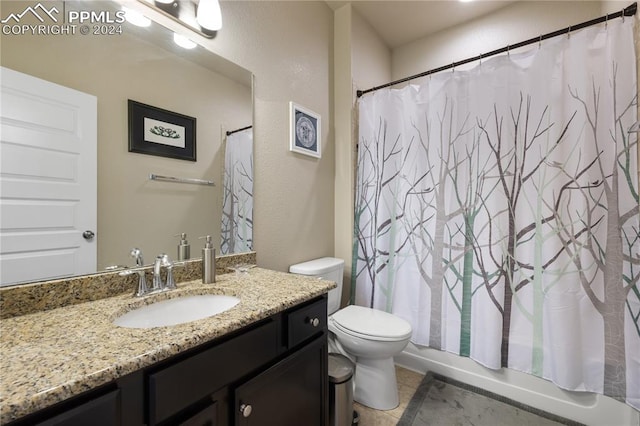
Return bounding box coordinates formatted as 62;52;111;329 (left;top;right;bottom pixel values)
0;0;253;286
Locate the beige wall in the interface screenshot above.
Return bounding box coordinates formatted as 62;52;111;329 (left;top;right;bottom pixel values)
392;1;604;80
333;4;353;306
0;3;252;269
196;1;336;272
351;9;392;92
333;4;392;304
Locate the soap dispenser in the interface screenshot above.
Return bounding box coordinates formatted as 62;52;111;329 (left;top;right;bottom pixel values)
176;233;190;261
201;235;216;284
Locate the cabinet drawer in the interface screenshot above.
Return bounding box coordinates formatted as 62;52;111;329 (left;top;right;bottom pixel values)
286;297;327;348
149;320;278;425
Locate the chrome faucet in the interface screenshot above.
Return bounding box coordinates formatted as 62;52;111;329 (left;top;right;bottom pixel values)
152;253;175;292
130;248;149;297
121;249;177;297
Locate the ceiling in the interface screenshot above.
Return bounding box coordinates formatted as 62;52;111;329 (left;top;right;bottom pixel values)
327;1;518;48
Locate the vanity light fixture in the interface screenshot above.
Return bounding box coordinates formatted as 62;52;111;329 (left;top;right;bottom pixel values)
138;0;220;38
173;32;197;49
628;120;640;133
122;7;151;27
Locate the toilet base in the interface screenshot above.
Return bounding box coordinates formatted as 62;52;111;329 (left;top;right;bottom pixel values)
353;356;399;410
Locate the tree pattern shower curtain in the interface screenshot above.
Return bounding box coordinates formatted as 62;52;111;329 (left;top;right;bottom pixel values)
354;19;640;410
220;128;253;254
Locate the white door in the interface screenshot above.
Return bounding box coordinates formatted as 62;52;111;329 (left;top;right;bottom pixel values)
0;67;97;286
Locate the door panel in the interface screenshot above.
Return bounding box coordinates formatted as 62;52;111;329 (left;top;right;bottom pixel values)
0;66;97;286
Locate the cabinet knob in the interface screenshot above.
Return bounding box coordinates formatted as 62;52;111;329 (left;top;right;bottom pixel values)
240;403;252;418
309;317;320;327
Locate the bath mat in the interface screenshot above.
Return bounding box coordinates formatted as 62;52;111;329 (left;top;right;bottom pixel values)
397;372;585;426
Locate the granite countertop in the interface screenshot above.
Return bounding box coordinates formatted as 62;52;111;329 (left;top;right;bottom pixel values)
0;268;335;424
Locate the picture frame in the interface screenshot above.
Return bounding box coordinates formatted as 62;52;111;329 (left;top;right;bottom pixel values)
128;100;197;161
289;102;321;158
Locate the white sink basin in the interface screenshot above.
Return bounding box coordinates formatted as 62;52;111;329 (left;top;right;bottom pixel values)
113;294;240;328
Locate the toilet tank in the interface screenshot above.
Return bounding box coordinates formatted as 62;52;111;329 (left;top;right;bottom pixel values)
289;257;344;315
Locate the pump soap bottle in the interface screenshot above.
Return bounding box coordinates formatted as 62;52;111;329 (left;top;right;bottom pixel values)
176;233;190;261
201;235;216;284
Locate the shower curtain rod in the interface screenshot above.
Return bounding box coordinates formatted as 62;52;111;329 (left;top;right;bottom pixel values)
226;125;252;136
356;2;637;98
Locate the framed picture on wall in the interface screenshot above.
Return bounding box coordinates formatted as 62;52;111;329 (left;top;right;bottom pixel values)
289;102;321;158
128;100;197;161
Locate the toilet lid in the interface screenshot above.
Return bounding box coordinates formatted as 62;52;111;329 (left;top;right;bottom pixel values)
331;305;412;340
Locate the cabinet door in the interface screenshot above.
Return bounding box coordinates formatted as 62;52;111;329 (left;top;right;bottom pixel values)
234;337;327;426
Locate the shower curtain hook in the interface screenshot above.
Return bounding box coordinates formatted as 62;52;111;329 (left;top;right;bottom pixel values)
538;35;542;48
621;9;625;23
567;25;571;38
507;45;510;56
452;61;455;73
605;13;608;29
479;53;482;65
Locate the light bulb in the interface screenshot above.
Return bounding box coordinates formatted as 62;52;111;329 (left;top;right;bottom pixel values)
196;0;222;31
173;33;197;49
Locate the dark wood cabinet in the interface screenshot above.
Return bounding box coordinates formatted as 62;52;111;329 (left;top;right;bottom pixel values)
285;297;327;349
151;295;328;426
7;295;328;426
149;319;279;425
234;337;327;426
178;401;219;426
34;390;120;426
7;384;123;426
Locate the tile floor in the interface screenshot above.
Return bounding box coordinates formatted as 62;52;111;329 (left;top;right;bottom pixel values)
353;366;424;425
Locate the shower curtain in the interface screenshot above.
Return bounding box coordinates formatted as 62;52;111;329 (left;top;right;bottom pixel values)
354;19;640;409
220;128;253;254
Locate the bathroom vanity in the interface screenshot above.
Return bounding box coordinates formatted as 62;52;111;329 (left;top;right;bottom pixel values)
0;267;334;426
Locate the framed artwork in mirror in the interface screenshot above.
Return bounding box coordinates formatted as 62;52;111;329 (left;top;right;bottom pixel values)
289;102;321;158
128;100;197;161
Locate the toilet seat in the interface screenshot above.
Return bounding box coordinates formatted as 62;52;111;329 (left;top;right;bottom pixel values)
330;305;412;342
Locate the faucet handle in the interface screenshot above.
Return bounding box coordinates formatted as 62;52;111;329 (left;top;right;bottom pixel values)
152;255;165;291
128;248;149;297
161;254;176;290
130;248;144;267
165;269;176;289
160;253;173;266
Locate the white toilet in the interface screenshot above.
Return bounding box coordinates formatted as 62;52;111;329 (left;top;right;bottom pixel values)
289;257;412;411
